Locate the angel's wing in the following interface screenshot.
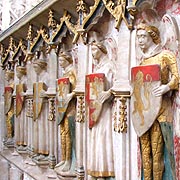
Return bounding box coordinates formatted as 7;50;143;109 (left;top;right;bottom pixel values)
160;14;179;56
160;14;180;179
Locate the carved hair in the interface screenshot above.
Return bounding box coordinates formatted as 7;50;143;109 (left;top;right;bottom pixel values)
137;23;161;44
16;66;26;75
5;70;14;79
58;51;73;64
33;60;47;69
91;41;107;54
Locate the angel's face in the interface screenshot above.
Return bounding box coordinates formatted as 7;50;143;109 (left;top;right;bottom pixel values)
5;72;11;81
33;63;42;75
91;45;102;61
59;56;70;69
16;71;23;79
137;29;154;53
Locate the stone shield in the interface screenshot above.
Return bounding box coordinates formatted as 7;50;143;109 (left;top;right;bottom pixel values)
16;84;25;117
4;86;13;114
131;64;162;137
56;77;70;125
85;73;105;128
33;82;47;120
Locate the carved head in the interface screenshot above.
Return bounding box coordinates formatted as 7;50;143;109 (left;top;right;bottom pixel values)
137;23;161;45
33;60;47;75
58;51;73;69
91;41;107;61
5;70;14;81
16;66;26;79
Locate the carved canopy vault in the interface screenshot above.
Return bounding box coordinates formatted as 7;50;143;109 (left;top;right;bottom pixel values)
0;0;139;63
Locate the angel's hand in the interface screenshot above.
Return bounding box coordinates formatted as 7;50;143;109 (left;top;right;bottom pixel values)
20;91;27;97
98;90;111;103
152;84;170;97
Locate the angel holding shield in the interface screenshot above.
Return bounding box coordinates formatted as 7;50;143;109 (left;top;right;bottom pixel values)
132;22;179;180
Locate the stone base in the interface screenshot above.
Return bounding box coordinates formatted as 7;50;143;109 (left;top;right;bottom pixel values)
32;158;49;166
57;174;76;180
17;148;28;154
0;148;58;180
48;155;56;169
4;141;14;148
55;168;76;180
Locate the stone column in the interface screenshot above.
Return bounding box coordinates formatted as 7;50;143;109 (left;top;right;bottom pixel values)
47;47;58;168
48;97;56;168
26;60;34;155
111;22;138;180
74;43;88;180
26;97;33;155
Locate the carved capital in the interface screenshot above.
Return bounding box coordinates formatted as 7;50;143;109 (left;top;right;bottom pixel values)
48;97;56;121
26;98;33;118
76;94;85;123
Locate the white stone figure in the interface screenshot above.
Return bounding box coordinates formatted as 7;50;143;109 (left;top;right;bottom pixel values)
15;65;27;152
87;41;116;179
4;67;15;147
55;51;76;176
32;53;49;163
133;22;179;180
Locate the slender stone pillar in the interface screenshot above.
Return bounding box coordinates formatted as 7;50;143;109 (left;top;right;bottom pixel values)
47;47;58;168
74;43;88;180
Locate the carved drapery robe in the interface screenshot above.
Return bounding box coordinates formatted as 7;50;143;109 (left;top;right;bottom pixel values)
4;84;14;139
33;71;49;155
57;64;76;168
87;60;115;177
15;77;27;146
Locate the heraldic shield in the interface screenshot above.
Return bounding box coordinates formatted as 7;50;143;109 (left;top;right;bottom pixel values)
85;73;105;128
57;77;70;125
131;64;162;137
16;84;25;117
33;82;47;120
4;86;13;114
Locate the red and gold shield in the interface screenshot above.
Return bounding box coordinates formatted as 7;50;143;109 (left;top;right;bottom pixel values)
4;86;13;114
85;73;105;128
56;77;70;125
16;84;25;117
131;64;162;137
33;82;47;120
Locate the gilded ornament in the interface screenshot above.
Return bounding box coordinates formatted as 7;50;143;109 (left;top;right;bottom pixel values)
48;9;56;29
112;90;130;133
76;95;85;123
103;0;132;30
48;98;55;121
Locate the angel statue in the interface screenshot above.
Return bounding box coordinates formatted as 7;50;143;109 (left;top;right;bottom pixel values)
15;63;27;152
131;21;179;180
32;50;50;164
4;65;15;147
86;40;116;180
55;51;76;177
